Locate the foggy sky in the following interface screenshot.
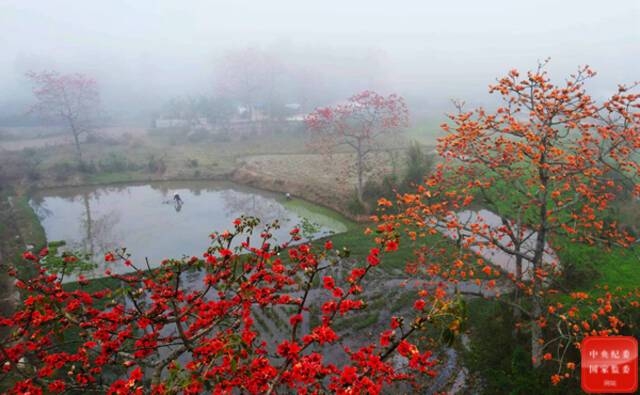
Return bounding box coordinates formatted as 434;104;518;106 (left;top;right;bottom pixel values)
1;0;638;120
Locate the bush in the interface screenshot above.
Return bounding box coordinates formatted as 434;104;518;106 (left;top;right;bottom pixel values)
402;141;432;190
26;168;41;181
78;161;97;174
147;154;167;174
85;133;99;144
22;148;42;181
552;238;605;289
558;260;599;289
215;131;232;142
148;126;188;137
187;128;210;143
464;299;580;394
353;142;433;214
50;161;76;181
347;193;366;215
186;158;199;168
86;133;120;146
362;174;397;204
98;153;140;173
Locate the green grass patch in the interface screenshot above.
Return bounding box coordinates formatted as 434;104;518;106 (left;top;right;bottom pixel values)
553;237;639;292
86;170;142;185
280;198;352;234
11;193;46;249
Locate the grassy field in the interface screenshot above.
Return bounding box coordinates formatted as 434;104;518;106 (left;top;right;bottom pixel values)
554;237;639;292
405;117;448;146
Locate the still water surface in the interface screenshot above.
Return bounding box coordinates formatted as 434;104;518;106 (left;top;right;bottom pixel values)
30;181;347;280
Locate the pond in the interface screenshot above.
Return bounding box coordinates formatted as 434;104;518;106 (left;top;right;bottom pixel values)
30;181;348;281
437;209;559;279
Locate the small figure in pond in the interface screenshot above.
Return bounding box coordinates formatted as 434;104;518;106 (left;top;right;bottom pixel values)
285;192;292;201
173;193;184;212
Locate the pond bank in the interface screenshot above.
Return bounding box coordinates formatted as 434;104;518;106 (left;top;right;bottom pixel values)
0;191;43;329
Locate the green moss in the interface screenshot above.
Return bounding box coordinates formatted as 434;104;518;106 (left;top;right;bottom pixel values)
280;198;352;234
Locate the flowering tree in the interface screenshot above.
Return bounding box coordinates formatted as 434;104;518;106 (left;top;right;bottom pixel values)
26;71;100;161
0;217;460;394
380;63;640;384
306;91;409;204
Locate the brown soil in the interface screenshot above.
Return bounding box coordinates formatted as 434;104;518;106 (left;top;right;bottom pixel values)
231;152;395;221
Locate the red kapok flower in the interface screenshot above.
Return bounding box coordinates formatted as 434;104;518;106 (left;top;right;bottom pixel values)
323;276;335;290
384;240;398;252
289;314;303;326
277;340;301;359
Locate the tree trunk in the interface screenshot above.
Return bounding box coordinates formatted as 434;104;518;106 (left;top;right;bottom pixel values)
512;252;523;336
67;116;83;162
72;132;83;162
531;297;543;367
530;134;549;367
356;150;364;204
83;193;93;257
530;204;548;367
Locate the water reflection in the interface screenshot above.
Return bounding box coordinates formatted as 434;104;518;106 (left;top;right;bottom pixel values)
30;181;345;281
79;199;121;256
219;189;289;224
436;209;559;279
